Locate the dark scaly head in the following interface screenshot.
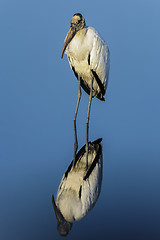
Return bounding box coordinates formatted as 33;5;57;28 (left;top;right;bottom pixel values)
71;13;86;32
61;13;86;59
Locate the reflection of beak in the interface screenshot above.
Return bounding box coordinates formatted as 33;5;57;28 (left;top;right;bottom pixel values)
52;194;64;222
61;27;75;59
52;195;72;236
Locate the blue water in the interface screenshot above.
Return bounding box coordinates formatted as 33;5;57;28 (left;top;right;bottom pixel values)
0;0;160;239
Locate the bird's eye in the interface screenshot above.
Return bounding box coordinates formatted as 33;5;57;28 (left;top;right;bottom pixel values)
77;19;81;24
71;23;75;27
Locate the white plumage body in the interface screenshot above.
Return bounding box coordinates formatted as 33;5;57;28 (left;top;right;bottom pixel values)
65;27;110;100
55;139;103;223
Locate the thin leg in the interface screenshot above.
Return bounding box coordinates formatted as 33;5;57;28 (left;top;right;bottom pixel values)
73;75;81;167
85;76;93;170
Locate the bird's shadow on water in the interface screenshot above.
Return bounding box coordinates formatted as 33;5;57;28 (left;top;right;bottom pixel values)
52;138;103;236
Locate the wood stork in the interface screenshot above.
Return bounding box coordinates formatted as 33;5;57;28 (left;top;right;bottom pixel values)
52;138;103;236
61;13;110;169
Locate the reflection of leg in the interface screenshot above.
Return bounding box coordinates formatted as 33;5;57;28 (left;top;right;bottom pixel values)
86;76;93;170
73;75;81;167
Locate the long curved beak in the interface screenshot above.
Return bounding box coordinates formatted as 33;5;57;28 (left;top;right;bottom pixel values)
61;27;75;59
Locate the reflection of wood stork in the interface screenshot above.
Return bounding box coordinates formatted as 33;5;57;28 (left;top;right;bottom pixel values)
52;138;103;236
61;13;110;168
